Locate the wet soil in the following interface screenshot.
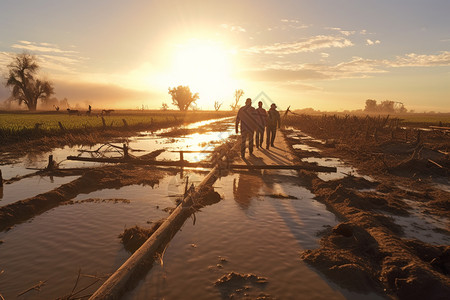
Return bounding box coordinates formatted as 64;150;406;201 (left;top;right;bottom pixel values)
215;272;271;299
1;115;448;299
0;165;173;231
120;220;166;253
283;114;450;300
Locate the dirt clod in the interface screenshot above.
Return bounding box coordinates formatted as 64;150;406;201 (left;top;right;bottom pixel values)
119;219;165;253
215;272;270;299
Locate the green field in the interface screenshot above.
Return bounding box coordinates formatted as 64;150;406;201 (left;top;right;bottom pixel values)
0;110;233;142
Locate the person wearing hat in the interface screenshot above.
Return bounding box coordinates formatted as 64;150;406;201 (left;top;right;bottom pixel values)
236;98;257;158
266;103;281;149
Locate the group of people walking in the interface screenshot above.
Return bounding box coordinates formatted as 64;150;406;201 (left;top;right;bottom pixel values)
235;98;281;158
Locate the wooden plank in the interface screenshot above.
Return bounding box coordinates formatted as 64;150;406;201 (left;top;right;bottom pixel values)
89;143;237;300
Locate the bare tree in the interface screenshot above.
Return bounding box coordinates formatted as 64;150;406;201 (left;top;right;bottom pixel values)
5;53;54;111
230;89;244;111
168;85;199;111
214;101;222;111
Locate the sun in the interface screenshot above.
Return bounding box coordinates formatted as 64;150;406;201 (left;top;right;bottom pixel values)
168;39;238;109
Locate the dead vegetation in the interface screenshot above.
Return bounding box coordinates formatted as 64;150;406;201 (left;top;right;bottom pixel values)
283;114;450;299
283;114;449;180
119;220;166;253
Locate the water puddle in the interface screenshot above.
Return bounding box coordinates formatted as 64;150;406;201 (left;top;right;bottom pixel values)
0;118;232;180
123;172;383;300
292;143;322;152
301;157;373;182
386;199;450;245
0;175;79;206
0;120;393;299
0;174;184;298
0;169;382;299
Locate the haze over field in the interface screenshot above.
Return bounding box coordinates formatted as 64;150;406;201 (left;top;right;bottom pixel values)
0;0;449;112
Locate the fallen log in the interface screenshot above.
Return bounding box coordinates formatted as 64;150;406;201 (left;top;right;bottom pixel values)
429;125;450;132
89;143;237;299
66;156;337;172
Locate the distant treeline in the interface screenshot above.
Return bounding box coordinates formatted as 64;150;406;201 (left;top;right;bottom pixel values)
364;99;407;113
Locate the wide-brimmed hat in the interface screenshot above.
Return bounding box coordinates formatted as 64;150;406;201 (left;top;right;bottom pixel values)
271;103;277;108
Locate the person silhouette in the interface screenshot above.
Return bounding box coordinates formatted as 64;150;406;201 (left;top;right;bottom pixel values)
255;101;267;149
266;103;281;149
236;98;257;158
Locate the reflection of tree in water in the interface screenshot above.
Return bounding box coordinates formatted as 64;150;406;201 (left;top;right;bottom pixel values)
232;173;264;209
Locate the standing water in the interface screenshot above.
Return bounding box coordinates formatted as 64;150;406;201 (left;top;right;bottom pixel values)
0;119;383;299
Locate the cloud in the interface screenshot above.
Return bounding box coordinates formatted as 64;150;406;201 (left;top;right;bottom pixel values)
247;35;353;55
39;54;87;75
3;41;87;76
390;51;450;67
279;19;309;30
221;23;246;33
327;57;385;75
366;39;381;45
0;51;14;68
240;56;387;83
241;50;450;85
11;41;78;54
325;27;356;36
281;19;299;23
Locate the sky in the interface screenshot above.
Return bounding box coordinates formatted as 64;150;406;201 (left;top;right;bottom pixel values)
0;0;449;112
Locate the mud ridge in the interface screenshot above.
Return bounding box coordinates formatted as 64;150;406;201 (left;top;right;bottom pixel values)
283;124;450;299
0;166;170;231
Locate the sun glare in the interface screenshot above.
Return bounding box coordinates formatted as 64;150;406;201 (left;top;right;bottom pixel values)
168;39;238;109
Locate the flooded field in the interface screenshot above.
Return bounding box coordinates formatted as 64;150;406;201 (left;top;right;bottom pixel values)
0;117;448;299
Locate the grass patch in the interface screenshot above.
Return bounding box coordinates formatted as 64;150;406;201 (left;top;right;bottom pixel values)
0;110;233;145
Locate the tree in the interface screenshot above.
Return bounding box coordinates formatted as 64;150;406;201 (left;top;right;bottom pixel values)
5;53;54;111
364;99;378;112
161;102;169;110
168;85;199;111
379;100;395;113
214;101;222;111
364;99;408;113
395;102;407;113
230;89;244;111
